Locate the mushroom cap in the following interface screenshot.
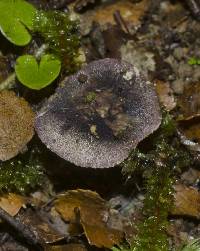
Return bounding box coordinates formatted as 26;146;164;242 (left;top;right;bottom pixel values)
0;90;35;161
35;58;161;168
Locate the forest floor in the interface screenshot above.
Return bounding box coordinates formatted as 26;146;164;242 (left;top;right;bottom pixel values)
0;0;200;251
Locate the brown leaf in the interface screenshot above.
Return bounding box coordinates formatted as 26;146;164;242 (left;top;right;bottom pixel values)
172;184;200;219
155;79;176;111
179;117;200;145
0;90;35;161
177;82;200;120
93;0;150;30
176;83;200;148
55;189;124;248
0;193;28;216
45;244;87;251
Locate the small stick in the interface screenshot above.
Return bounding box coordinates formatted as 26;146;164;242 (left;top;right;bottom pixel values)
113;10;130;34
0;207;43;250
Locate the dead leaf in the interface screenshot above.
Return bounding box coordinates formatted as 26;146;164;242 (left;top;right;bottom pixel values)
181;168;200;185
45;244;87;251
155;79;176;111
0;90;35;161
55;189;124;248
177;82;200;120
0;193;27;216
176;83;200;148
93;0;150;29
178;117;200;145
78;0;150;35
171;184;200;219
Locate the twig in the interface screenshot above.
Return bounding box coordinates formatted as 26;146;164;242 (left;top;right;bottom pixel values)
113;10;130;34
0;207;43;250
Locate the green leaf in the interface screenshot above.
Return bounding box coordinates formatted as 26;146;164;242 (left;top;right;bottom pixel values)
0;0;36;46
15;54;61;90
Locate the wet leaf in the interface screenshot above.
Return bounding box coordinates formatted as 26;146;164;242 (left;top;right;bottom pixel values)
0;90;35;161
0;0;36;46
55;189;124;248
171;184;200;219
0;193;27;216
15;54;61;90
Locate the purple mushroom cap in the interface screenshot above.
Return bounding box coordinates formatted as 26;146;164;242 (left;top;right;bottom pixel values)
35;58;161;168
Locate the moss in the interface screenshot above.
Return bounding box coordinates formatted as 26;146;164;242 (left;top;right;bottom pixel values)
114;113;192;251
159;110;176;137
131;141;175;251
0;147;44;194
85;91;96;103
33;10;80;73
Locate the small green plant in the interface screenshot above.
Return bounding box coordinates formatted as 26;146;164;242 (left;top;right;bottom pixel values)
15;54;61;90
0;0;36;46
0;0;80;90
188;57;200;65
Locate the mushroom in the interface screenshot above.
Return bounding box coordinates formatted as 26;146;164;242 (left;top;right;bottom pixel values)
0;90;35;161
35;58;161;168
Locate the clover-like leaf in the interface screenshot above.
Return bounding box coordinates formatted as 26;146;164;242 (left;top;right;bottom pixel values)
15;54;61;90
0;0;36;46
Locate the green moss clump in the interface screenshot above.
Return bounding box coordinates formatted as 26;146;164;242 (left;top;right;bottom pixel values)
33;10;80;73
0;148;44;194
131;141;175;251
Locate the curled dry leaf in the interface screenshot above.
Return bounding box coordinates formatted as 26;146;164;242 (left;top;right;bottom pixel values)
171;183;200;219
35;58;161;168
0;90;35;161
0;193;28;216
54;189;124;248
